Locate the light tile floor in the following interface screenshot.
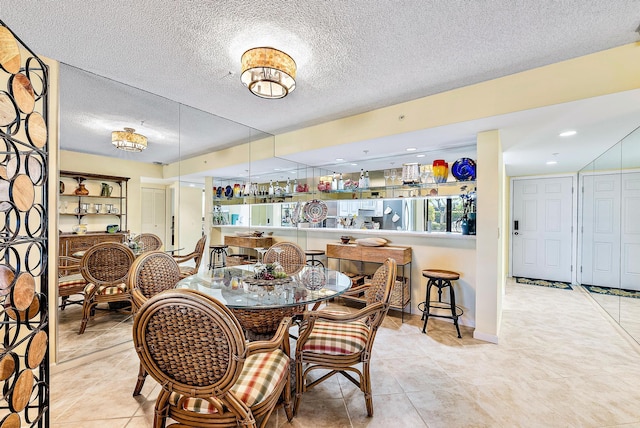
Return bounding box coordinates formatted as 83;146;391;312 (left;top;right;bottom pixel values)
51;279;640;427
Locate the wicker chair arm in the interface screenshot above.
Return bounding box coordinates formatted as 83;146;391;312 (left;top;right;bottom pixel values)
306;302;385;323
246;316;292;356
58;256;81;277
131;288;146;312
342;283;370;296
171;251;197;263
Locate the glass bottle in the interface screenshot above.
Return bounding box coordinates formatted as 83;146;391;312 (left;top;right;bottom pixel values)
293;178;298;193
364;170;370;188
358;169;365;188
338;173;344;190
268;180;274;195
285;177;291;194
331;172;338;191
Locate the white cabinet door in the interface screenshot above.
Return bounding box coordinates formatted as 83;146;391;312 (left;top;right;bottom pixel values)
141;187;167;246
512;177;573;282
621;173;640;290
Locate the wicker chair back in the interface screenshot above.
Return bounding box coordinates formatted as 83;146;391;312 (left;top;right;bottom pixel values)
129;251;181;308
133;289;246;395
80;242;135;287
134;233;163;251
264;242;306;275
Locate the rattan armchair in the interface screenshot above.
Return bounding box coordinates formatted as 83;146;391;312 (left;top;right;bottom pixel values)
133;233;163;252
58;255;87;310
78;242;135;334
263;242;305;275
294;257;397;417
133;289;293;428
128;251;182;396
173;234;207;278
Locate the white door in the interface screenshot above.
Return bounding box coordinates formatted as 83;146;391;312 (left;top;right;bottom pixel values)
512;177;573;282
141;187;167;246
581;172;640;290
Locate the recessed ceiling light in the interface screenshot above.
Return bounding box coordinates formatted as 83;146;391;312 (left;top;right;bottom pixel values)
274;168;281;171
559;130;577;137
546;161;558;165
416;154;425;158
336;158;344;162
351;163;358;166
406;147;417;151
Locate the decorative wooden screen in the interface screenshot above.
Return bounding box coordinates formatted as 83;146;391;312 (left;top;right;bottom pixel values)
0;21;50;426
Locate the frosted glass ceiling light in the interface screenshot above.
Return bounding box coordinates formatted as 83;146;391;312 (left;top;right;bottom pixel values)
112;127;147;152
241;47;296;99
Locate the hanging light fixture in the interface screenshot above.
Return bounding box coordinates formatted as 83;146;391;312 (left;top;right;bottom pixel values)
111;127;147;152
240;47;296;99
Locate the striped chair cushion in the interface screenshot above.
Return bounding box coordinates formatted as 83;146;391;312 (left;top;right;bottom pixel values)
59;273;86;289
302;320;369;355
83;282;127;296
169;348;289;413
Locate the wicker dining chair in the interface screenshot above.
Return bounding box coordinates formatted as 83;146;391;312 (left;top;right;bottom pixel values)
133;289;293;428
173;234;207;278
133;233;163;252
58;255;87;310
78;242;136;334
294;258;397;417
263;242;306;275
128;251;182;396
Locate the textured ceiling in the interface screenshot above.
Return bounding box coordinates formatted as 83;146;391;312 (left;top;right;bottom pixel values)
2;1;640;175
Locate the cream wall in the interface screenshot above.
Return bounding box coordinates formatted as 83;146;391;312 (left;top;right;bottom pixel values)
59;150;164;233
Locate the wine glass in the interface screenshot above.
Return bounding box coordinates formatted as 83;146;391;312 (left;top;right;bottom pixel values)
272;247;285;277
253;247;267;277
383;169;391;185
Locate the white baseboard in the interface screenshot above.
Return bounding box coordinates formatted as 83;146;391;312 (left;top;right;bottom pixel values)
473;330;499;344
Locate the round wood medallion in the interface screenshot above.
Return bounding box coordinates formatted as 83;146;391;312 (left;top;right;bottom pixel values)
0;92;18;127
26;112;47;148
26;331;47;369
12;272;35;312
0;353;16;381
0;265;15;297
0;412;20;428
0;26;21;74
10;370;33;412
12;175;34;212
10;74;34;114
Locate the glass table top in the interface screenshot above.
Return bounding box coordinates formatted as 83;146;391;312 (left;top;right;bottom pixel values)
177;264;352;310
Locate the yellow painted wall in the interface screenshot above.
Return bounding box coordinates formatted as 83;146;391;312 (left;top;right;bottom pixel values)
59;150;164;234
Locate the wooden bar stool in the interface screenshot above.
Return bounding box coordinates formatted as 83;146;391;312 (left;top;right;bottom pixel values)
305;249;325;267
208;244;228;270
418;269;463;338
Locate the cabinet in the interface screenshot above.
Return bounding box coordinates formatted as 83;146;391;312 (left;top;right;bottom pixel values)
59;232;128;257
59;171;129;233
326;243;412;320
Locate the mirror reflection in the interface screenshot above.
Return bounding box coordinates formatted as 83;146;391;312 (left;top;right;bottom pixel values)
578;123;640;343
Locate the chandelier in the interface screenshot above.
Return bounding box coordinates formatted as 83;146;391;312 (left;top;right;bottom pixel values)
240;47;296;99
111;127;147;152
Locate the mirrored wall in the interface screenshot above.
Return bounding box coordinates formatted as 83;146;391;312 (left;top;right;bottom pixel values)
579;124;640;343
56;64;273;363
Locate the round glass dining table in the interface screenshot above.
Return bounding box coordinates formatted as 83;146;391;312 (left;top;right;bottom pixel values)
177;264;352;339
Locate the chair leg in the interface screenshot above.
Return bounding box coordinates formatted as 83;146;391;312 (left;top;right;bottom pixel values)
78;300;94;334
362;361;374;417
60;296;68;310
133;363;147;396
283;363;293;422
293;359;304;416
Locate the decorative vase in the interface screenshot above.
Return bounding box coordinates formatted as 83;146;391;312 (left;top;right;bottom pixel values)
432;160;449;184
74;183;89;195
461;217;470;235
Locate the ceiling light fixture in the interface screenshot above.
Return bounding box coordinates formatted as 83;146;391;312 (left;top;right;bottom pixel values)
559;130;577;137
406;147;417;151
241;47;296;99
111;127;147;152
546;160;558;165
